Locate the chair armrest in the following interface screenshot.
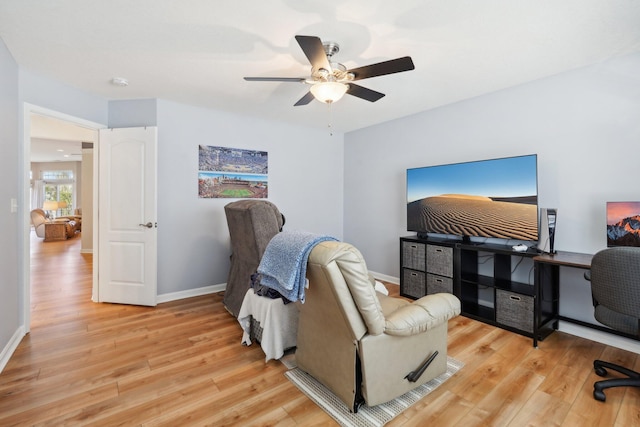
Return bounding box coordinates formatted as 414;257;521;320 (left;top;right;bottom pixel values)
384;293;461;337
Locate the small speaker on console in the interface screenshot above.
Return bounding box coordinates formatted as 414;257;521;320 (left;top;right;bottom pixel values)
538;208;558;254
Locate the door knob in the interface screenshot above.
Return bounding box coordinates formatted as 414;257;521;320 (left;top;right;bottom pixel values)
139;222;153;228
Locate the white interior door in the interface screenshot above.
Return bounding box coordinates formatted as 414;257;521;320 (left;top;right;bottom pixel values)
98;127;157;306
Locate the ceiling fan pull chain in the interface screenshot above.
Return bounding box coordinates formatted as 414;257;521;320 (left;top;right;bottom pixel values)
327;101;334;136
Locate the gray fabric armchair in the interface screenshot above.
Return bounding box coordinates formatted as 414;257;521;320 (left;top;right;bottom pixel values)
223;200;284;318
296;240;460;412
586;246;640;402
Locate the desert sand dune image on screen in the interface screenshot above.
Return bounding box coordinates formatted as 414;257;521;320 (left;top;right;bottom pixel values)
407;194;538;240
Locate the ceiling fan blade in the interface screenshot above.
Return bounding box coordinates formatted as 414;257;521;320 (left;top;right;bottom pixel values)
346;84;385;102
348;56;415;81
244;77;306;82
295;35;332;72
294;91;315;106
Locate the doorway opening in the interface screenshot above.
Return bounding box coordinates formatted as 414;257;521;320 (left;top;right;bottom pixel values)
22;104;104;332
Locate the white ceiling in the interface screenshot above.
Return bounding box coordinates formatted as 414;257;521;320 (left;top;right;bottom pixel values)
29;115;96;162
3;0;640;141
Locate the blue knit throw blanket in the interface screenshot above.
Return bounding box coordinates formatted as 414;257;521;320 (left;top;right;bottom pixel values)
257;230;337;303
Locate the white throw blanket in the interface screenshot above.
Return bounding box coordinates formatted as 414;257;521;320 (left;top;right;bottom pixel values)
257;230;337;302
238;288;299;361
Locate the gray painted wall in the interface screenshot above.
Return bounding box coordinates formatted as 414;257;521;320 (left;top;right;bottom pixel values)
108;99;158;128
0;36;20;363
17;69;109;332
345;52;640;273
3;72;344;365
106;98;345;295
19;68;108;124
155;99;344;295
344;52;640;351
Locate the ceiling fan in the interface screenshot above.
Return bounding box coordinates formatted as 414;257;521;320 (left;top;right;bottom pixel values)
244;35;415;106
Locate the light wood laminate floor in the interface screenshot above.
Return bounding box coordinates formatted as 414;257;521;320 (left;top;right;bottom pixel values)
0;233;638;425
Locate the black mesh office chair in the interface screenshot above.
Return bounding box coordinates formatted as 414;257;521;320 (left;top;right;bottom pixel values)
586;247;640;402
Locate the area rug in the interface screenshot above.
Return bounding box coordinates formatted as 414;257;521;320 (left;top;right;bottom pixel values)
284;356;463;427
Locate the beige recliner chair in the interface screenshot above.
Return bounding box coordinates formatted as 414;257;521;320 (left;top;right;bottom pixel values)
296;241;461;412
30;208;48;238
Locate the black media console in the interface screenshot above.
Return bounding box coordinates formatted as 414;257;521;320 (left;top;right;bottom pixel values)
400;236;558;347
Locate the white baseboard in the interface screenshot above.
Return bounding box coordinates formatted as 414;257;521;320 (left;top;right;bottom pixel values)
156;283;226;304
80;249;93;254
558;321;640;354
0;326;26;374
155;274;398;304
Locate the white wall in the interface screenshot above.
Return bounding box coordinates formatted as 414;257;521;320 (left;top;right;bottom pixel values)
155;100;344;295
344;52;640;351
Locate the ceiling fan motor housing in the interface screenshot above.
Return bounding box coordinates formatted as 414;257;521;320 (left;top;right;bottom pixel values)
323;41;340;58
310;62;353;83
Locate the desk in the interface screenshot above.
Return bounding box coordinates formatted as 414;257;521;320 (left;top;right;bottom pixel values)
534;251;590;347
534;251;636;342
534;251;593;270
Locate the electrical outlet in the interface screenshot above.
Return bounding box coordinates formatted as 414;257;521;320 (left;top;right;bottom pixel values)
10;198;17;213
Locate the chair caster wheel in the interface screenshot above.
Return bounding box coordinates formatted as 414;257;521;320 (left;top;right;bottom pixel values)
593;389;606;402
594;366;607;377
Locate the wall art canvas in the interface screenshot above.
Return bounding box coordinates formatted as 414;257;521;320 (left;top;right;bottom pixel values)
198;145;268;199
607;201;640;247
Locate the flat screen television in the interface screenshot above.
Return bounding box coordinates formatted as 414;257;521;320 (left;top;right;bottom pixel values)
407;154;538;242
606;201;640;247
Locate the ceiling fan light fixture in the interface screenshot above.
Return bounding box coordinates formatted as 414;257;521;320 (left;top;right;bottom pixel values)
310;81;348;104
